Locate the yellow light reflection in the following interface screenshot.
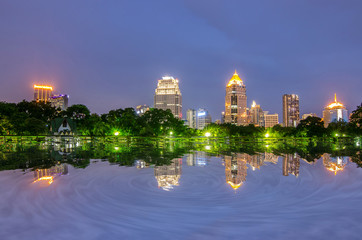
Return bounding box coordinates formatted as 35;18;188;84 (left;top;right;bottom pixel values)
33;176;54;185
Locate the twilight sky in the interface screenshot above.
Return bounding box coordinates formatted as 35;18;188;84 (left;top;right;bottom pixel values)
0;0;361;120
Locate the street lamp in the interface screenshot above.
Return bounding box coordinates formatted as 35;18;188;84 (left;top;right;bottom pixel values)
205;132;211;137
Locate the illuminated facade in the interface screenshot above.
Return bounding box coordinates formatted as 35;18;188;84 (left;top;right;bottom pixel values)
186;151;209;166
302;113;317;120
154;76;182;118
224;153;247;190
196;108;212;130
322;94;348;127
154;158;182;191
33;84;53;102
136;104;150;116
283;94;300;127
225;71;247;125
49;94;69;111
264;112;279;128
282;154;300;177
249;101;264;127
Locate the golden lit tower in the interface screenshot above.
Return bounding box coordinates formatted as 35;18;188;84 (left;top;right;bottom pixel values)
224;153;247;190
154;76;182;118
225;70;247;125
322;94;348;127
34;84;53;102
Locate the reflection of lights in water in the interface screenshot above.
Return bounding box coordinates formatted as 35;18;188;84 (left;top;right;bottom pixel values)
265;145;269;148
227;181;242;190
205;145;211;150
33;176;54;185
323;154;348;175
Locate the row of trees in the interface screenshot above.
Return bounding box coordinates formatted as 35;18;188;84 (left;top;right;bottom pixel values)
0;100;361;137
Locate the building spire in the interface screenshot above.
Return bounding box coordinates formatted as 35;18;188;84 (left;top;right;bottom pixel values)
334;93;337;102
234;69;238;75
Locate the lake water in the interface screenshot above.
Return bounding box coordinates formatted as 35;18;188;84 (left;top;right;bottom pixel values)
0;138;361;240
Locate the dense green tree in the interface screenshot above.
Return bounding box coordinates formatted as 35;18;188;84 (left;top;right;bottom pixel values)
296;116;326;137
350;104;362;127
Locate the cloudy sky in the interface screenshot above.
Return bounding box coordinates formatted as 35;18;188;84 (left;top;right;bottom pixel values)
0;0;361;120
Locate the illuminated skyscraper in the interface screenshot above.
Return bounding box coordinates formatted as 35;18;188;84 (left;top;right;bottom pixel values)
225;70;247;125
283;94;300;127
135;104;150;116
322;94;348;127
49;94;69;111
196;108;212;130
186;109;197;128
249;101;264;127
33;84;53;102
154;76;182;118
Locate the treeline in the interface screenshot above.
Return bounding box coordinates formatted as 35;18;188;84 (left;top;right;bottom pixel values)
0;100;361;137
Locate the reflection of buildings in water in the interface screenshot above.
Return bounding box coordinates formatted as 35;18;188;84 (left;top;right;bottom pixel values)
186;151;209;166
33;164;68;185
282;154;300;177
53;142;75;155
322;153;348;175
224;154;247;190
154;159;182;191
134;160;149;169
223;152;279;190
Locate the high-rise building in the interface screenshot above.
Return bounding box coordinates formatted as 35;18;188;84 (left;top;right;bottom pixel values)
186;109;197;129
49;94;69;111
225;70;247;125
302;113;318;120
196;108;212;130
33;84;53;102
135;105;150;116
322;94;348;127
264;112;279;128
154;76;182;118
249;101;264;127
283;94;300;127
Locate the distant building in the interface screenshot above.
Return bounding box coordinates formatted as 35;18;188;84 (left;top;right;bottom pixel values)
154;76;182;118
322;94;348;127
264;112;279;128
283;94;300;127
249;101;264;127
50;118;76;135
214;119;221;124
49;94;69;111
302;113;317;120
224;70;247;125
33;84;53;102
196;108;212;130
186;109;197;129
136;105;150;116
221;111;225;124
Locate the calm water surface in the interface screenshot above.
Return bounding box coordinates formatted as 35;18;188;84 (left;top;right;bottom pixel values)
0;138;361;240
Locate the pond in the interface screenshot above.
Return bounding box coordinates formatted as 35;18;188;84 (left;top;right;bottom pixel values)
0;137;361;240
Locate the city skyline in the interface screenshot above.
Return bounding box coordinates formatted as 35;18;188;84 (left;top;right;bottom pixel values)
0;1;361;120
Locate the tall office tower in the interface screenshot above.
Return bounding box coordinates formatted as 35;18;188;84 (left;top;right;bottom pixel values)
49;94;69;111
225;70;247;125
322;94;348;127
302;113;318;120
186;109;197;128
249;101;264;126
282;154;300;177
135;104;150;116
154;76;182;118
283;94;300;127
33;85;53;102
224;153;247;190
264;112;279;128
154;158;182;191
196;108;212;130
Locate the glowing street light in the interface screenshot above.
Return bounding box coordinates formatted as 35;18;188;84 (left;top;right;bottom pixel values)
169;131;173;136
265;133;269;138
114;131;120;136
205;132;211;137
